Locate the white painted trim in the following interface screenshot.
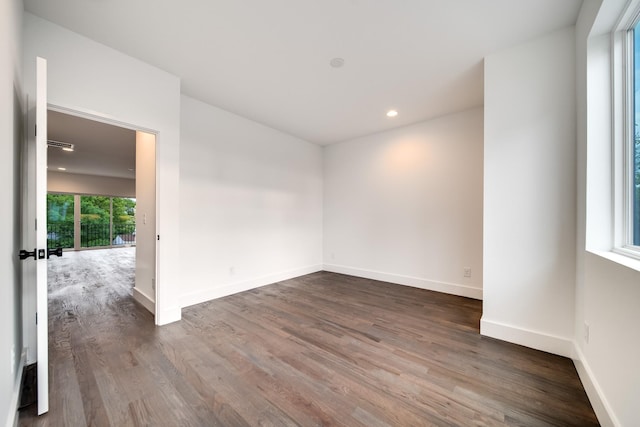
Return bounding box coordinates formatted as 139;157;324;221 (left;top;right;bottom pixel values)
132;287;155;314
322;264;483;300
48;104;158;135
573;343;620;427
155;306;181;326
181;264;323;308
35;56;49;416
6;350;26;427
479;318;574;358
592;248;640;272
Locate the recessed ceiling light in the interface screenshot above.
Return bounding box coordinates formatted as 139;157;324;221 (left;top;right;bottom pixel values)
330;58;344;68
57;167;66;171
386;110;398;118
62;147;74;152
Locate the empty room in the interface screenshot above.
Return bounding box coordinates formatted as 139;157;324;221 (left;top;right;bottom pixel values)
2;0;640;426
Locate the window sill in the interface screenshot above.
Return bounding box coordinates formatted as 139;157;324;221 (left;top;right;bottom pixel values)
588;248;640;273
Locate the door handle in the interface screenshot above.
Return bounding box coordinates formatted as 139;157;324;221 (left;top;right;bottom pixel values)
47;247;63;259
19;249;37;261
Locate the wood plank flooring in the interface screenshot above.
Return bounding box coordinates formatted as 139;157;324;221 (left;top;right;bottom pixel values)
20;249;599;426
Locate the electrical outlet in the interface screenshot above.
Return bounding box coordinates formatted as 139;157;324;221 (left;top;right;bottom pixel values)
463;267;471;278
584;322;590;344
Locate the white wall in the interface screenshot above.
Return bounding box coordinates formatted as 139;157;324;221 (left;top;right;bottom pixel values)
574;1;640;426
134;132;156;313
323;108;484;299
578;253;640;427
48;171;135;197
482;27;577;357
1;0;23;425
23;13;181;325
179;95;323;306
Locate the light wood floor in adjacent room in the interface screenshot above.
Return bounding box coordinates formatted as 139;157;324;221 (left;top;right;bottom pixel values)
20;249;599;426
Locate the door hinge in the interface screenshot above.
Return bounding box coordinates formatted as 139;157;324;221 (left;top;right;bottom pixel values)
35;124;37;136
157;235;160;241
35;312;37;325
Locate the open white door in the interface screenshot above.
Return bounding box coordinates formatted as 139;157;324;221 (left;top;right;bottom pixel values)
21;56;49;415
35;56;49;416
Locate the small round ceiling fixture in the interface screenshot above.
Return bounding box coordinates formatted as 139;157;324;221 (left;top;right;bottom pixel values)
330;58;345;68
386;110;398;118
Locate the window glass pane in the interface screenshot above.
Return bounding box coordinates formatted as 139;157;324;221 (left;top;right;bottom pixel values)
80;195;111;248
634;24;640;245
112;197;136;246
47;193;74;249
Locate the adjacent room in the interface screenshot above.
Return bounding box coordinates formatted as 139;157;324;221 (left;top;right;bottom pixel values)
2;1;639;426
45;110;158;317
47;110;137;256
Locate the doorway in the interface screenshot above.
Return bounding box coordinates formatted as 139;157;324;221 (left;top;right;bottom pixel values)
46;109;157;317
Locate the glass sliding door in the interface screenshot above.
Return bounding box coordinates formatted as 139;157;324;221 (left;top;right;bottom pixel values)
80;195;111;248
47;194;74;249
112;197;136;246
46;193;136;250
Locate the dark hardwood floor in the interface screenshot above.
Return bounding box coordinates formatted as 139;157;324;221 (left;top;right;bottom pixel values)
20;250;599;426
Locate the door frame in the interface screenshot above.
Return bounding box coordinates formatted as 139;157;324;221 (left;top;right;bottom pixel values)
46;104;160;319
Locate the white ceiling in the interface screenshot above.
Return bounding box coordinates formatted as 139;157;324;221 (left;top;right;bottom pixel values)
25;0;583;145
48;110;136;179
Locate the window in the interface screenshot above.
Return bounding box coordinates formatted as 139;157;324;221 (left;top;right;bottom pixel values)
633;23;640;246
610;13;640;258
586;0;640;265
622;20;640;253
47;193;136;250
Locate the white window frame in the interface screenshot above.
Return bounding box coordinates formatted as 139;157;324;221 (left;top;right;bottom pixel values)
613;3;640;260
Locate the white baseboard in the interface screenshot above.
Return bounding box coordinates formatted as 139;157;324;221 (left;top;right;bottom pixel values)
133;288;182;326
573;343;619;427
322;263;483;300
132;287;155;314
156;307;182;326
6;350;26;427
181;264;323;308
155;306;182;326
480;318;574;358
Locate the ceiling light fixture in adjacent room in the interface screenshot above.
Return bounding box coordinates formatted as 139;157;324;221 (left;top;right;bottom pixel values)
386;110;398;118
57;167;66;171
47;139;75;152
